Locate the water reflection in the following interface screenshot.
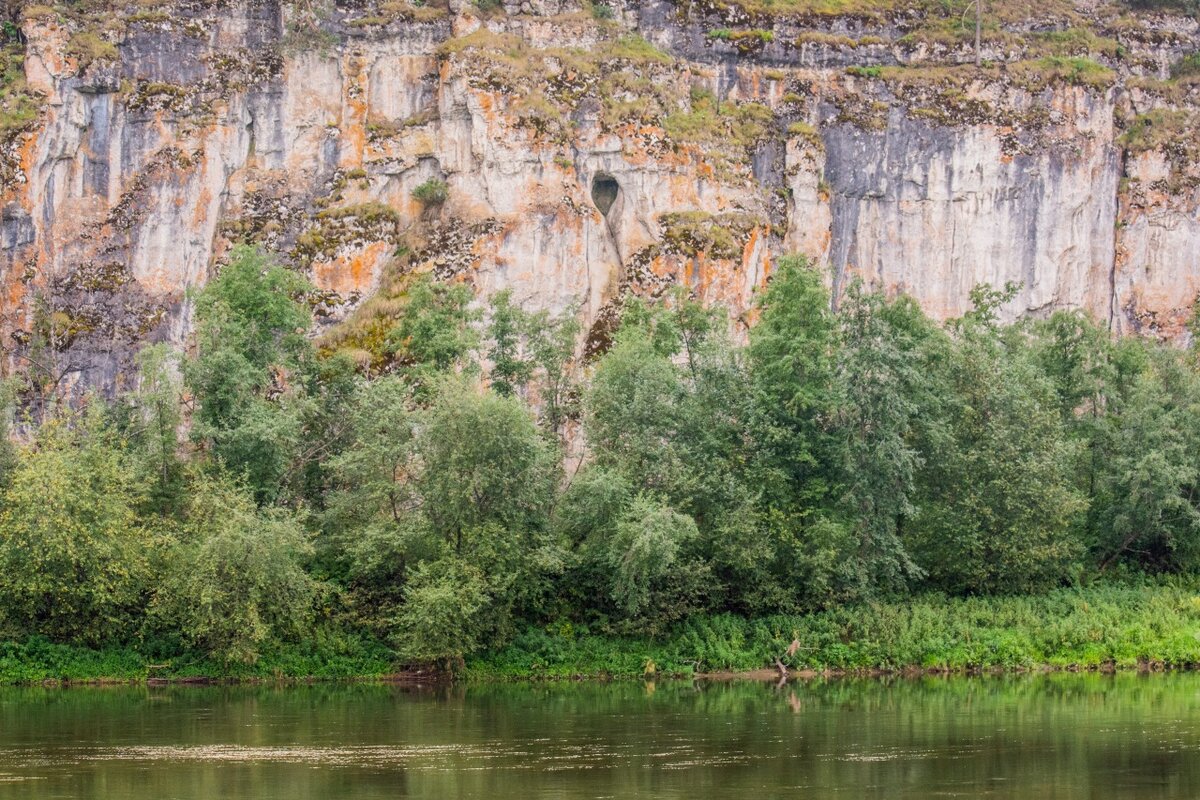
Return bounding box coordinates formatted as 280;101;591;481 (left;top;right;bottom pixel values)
0;673;1197;798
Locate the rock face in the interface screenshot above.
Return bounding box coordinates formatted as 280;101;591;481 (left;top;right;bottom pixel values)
819;88;1122;322
1;0;1198;391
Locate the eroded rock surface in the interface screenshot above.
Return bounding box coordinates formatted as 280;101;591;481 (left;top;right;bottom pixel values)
1;0;1198;390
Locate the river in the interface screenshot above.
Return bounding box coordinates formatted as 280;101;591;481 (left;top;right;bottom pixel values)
0;673;1197;798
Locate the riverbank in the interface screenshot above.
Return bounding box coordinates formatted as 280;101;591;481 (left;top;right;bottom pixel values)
4;584;1200;685
469;584;1200;679
0;632;397;685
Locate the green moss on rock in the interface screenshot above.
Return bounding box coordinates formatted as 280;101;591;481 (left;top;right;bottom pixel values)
658;210;763;259
293;202;402;265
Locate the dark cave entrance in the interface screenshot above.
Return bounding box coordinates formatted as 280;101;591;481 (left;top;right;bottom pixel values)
591;173;620;217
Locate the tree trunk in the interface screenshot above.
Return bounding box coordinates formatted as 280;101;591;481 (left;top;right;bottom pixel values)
975;0;984;66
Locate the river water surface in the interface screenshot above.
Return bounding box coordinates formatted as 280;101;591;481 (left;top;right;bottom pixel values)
0;674;1198;798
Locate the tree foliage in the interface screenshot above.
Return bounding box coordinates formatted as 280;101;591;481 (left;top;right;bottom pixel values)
156;473;315;664
0;408;155;644
4;244;1200;671
185;246;313;502
386;277;479;395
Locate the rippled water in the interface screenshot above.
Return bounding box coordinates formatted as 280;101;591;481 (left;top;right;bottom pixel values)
1;674;1199;798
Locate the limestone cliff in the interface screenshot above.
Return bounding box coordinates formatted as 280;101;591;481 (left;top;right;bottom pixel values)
0;0;1197;391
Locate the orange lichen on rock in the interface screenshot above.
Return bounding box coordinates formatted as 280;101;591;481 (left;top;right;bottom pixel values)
311;241;393;296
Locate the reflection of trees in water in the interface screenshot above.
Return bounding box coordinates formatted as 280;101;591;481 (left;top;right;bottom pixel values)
2;676;1200;798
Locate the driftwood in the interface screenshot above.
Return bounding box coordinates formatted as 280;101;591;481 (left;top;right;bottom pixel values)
776;639;816;679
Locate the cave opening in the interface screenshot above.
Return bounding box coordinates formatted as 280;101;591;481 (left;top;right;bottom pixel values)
591;173;620;217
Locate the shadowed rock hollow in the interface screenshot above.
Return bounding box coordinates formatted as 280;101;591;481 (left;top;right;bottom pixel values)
592;174;621;217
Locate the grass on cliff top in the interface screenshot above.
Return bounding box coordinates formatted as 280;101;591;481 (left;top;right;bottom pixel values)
1125;50;1200;103
470;583;1200;678
662;87;776;159
681;0;1106;22
437;29;668;64
345;0;451;26
438;28;721;162
1020;56;1116;89
680;0;1148;64
853;53;1114;96
680;0;908;20
1119;108;1200;180
699;0;1188;24
435;30;673;129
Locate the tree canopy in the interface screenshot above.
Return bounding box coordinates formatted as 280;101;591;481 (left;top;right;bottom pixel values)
3;245;1200;669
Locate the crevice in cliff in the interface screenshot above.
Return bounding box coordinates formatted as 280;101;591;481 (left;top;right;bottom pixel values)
591;170;625;260
1109;145;1125;332
583;171;629;361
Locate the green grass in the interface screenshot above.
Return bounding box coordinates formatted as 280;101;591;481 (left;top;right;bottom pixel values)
1119;109;1196;154
470;584;1200;679
65;30;119;71
846;65;882;78
707;28;773;42
0;42;43;139
1031;28;1123;59
662;88;775;154
605;34;672;64
690;0;907;19
9;585;1200;684
0;630;396;685
1173;50;1200;79
1027;56;1115;89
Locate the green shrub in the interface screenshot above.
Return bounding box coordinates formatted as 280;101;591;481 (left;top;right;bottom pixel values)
1173;50;1200;78
412;178;450;206
154;475;316;666
393;560;490;668
0;410;154;646
472;0;503;15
